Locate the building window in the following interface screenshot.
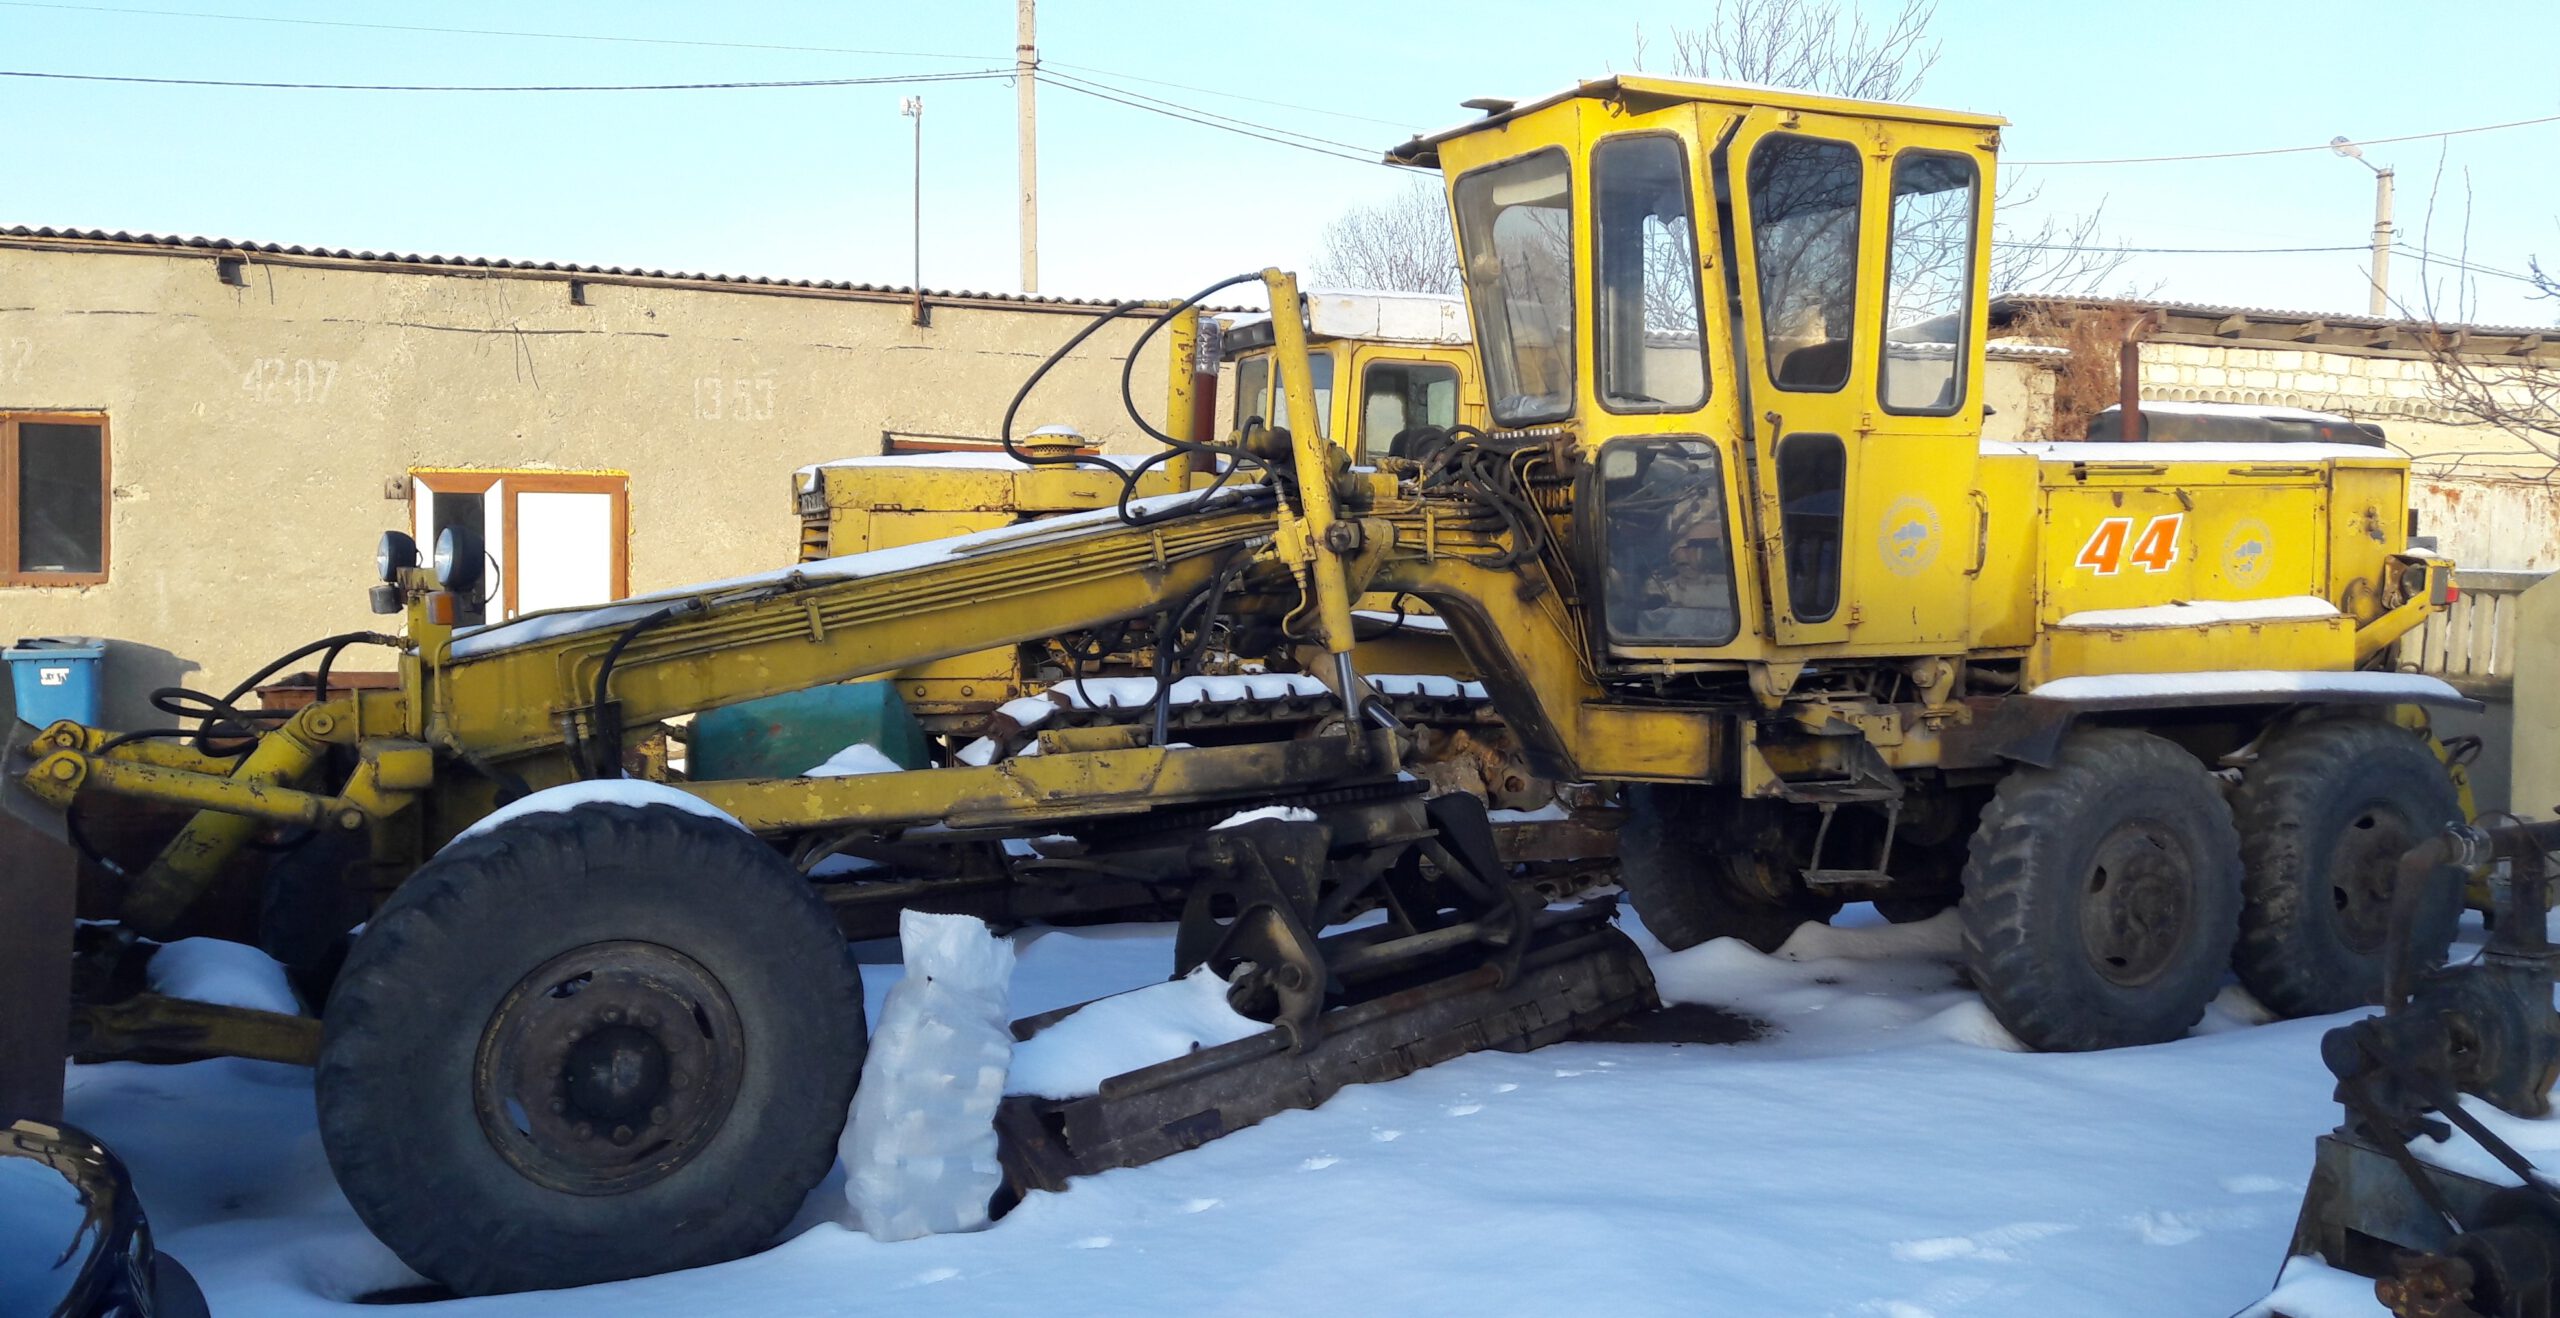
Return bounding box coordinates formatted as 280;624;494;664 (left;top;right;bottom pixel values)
3;413;110;585
410;469;628;624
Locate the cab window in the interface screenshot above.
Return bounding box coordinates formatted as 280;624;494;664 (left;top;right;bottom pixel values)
1454;149;1575;427
1880;151;1979;415
1593;134;1707;413
1269;354;1334;440
1231;355;1270;438
1598;439;1737;646
1747;135;1864;393
1359;360;1459;461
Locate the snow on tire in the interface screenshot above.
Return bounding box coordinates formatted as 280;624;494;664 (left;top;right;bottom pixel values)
1959;728;2242;1052
316;802;866;1296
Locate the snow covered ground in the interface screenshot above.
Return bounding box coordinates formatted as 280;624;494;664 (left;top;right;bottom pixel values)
61;903;2493;1317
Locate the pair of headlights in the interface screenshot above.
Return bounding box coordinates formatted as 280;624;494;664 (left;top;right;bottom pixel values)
376;527;484;594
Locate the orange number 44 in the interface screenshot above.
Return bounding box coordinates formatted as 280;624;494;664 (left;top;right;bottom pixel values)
2076;513;2183;575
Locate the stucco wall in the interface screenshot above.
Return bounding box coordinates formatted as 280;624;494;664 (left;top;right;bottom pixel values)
0;240;1172;724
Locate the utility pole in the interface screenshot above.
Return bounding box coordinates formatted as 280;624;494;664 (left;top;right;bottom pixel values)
904;96;927;326
1016;0;1038;294
2330;136;2394;317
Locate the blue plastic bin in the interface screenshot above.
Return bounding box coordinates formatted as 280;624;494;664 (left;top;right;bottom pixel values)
6;636;106;728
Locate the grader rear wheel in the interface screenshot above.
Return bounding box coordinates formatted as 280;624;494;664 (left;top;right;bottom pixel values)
2231;718;2465;1018
1959;729;2243;1052
317;802;866;1296
1619;784;1837;953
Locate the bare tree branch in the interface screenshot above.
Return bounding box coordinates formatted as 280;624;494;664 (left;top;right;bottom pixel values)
1308;180;1460;295
2400;155;2560;466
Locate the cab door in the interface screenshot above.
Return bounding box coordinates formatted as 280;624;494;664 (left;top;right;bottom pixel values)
1723;112;1873;646
1723;110;1991;652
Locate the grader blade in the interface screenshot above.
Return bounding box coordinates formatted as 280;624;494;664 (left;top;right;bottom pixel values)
995;906;1656;1195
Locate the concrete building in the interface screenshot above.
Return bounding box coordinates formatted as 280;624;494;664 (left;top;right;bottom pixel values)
0;226;1178;724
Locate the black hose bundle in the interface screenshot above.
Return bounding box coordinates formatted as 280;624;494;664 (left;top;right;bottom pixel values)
998;271;1286;528
1405;424;1555;570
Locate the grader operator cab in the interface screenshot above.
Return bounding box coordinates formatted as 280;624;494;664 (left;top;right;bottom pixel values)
5;75;2474;1297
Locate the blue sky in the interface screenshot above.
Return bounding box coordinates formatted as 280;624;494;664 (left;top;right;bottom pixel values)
3;1;2556;324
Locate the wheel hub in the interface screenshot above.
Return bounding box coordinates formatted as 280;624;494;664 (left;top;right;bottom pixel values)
2328;803;2416;955
2080;822;2193;987
474;941;745;1193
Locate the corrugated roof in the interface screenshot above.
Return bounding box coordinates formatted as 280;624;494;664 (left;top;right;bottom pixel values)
1994;293;2554;340
0;223;1136;308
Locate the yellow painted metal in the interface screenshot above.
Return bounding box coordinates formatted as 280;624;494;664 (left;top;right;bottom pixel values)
686;729;1397;834
71;993;324;1067
1162;305;1200;484
429;503;1276;760
21;73;2466;948
108;702;337;936
1260;268;1360;663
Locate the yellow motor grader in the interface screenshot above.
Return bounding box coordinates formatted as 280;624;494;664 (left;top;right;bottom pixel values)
5;75;2473;1296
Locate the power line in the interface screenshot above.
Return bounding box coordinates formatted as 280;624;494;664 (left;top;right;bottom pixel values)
1040;69;1381;155
1993;241;2372;255
2010;110;2560;167
1034;73;1391;168
0;1;995;62
0;67;1014;93
1044;58;1421;131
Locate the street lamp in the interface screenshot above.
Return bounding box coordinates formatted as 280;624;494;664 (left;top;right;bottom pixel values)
903;95;926;326
2330;135;2394;318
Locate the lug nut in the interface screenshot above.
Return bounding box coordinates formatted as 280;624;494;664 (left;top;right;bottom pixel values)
671;1070;690;1091
611;1125;635;1146
549;1099;566;1114
574;1122;594;1140
602;1008;622;1024
650;1105;670;1124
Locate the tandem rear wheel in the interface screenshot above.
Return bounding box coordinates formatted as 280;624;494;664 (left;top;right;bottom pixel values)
316;802;867;1296
1958;717;2463;1052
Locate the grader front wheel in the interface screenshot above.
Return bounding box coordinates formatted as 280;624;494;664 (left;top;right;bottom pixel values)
317;802;866;1296
1960;729;2243;1052
1619;784;1837;952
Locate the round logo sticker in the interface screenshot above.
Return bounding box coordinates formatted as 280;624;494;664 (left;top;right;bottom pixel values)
2223;517;2274;586
1878;496;1942;577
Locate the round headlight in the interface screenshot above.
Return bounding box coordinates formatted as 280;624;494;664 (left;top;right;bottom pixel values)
432;525;485;594
376;530;418;583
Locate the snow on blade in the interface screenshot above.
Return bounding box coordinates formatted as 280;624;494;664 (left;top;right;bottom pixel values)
1212;805;1318;830
804;743;905;777
2056;596;2341;630
1005;966;1267;1100
446;778;745;848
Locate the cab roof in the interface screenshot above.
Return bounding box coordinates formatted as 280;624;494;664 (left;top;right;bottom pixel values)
1385;74;2007;169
